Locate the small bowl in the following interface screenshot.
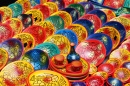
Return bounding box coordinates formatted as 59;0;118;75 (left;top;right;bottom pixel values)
86;76;104;86
114;68;130;83
71;81;86;86
62;8;80;22
107;77;123;86
98;63;114;75
121;61;130;70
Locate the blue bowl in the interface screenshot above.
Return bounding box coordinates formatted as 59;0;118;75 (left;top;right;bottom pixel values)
88;9;107;24
55;29;78;47
62;8;80;22
107;77;123;86
72;82;86;86
103;21;126;43
122;61;130;70
73;19;94;36
50;0;65;9
35;42;60;58
87;33;113;56
21;49;49;70
79;1;94;13
0;38;23;63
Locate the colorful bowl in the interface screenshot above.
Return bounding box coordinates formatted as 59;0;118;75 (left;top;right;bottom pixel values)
51;11;72;27
79;1;94;13
80;14;102;32
73;19;94;36
86;76;104;86
67;3;85;17
0;23;13;43
103;0;124;9
110;16;130;39
8;3;23;18
4;18;23;35
16;0;31;13
101;9;116;22
13;33;35;53
44;2;58;15
0;7;12;22
107;77;123;86
0;38;23;63
23;25;46;45
95;26;121;50
71;81;86;86
103;21;126;43
119;42;130;52
93;71;108;80
55;29;78;47
17;14;33;30
0;61;34;86
106;58;121;69
45;15;64;30
0;48;8;70
33;4;50;19
98;63;114;75
35;21;55;37
25;9;43;24
21;49;49;70
44;35;70;55
35;42;60;58
88;9;107;24
114;68;130;83
121;61;130;70
76;39;106;66
27;70;70;86
110;48;130;62
62;8;80;22
66;24;88;43
50;0;65;9
87;33;113;56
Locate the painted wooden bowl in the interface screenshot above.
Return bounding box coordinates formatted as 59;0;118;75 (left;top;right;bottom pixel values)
106;77;123;86
66;24;88;44
21;49;49;70
55;29;78;47
0;23;13;43
23;25;46;45
0;38;23;63
35;42;60;58
103;21;126;43
17;14;33;30
80;14;102;32
73;19;94;36
0;61;34;86
27;70;70;86
87;33;113;56
88;9;107;24
8;3;23;18
62;8;79;22
45;15;64;31
44;34;70;55
76;39;106;66
96;26;121;50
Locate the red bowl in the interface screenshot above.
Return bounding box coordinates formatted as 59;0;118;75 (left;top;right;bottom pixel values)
98;63;115;75
86;76;104;86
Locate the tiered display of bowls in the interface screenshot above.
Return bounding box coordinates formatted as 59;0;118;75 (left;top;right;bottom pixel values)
0;0;130;85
